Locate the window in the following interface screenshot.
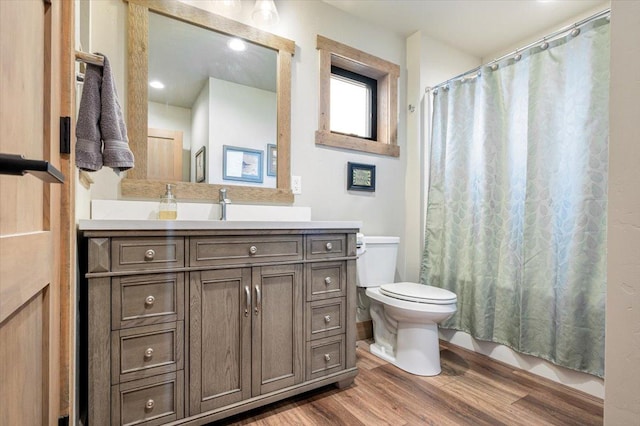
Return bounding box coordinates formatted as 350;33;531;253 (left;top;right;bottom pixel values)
316;35;400;157
330;66;377;140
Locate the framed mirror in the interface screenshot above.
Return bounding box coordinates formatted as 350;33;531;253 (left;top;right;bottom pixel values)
123;0;295;203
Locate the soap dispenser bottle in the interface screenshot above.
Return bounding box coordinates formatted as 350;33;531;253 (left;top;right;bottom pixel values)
159;184;177;220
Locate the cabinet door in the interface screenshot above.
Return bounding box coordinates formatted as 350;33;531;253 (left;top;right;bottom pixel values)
252;264;304;396
189;268;251;414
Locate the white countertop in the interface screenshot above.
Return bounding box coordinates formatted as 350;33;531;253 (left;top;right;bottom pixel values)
78;219;362;231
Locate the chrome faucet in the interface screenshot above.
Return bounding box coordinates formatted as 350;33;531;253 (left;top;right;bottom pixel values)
219;188;231;220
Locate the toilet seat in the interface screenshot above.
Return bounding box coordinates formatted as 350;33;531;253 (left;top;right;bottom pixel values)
379;282;457;305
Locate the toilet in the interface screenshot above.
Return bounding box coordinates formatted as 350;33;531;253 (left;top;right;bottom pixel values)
356;235;457;376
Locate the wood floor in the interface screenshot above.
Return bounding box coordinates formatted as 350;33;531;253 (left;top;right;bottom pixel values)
217;340;603;426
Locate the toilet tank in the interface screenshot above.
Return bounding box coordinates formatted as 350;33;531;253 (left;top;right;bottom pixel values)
356;236;399;287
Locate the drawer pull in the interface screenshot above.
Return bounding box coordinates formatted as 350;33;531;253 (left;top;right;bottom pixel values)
324;353;331;362
324;277;332;286
145;399;155;410
325;242;333;251
324;315;331;323
144;347;154;359
144;249;155;261
144;295;155;307
249;245;258;255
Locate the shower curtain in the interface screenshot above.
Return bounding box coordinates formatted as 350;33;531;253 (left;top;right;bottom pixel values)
420;16;609;377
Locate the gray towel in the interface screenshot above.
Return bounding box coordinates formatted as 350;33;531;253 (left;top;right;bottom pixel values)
75;58;103;171
75;53;134;173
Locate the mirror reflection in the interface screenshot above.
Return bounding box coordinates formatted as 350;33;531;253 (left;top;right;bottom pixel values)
147;11;277;187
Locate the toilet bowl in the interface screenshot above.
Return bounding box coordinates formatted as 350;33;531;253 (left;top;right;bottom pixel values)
357;235;457;376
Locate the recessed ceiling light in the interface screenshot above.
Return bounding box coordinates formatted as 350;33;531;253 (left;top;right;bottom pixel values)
149;80;165;89
227;38;247;52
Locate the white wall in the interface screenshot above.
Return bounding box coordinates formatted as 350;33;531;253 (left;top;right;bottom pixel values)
208;77;276;187
604;0;640;423
191;80;210;182
148;101;192;151
276;0;407;253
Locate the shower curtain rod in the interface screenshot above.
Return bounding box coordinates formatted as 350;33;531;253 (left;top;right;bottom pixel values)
425;7;610;93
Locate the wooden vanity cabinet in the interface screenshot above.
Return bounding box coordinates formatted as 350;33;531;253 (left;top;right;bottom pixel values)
189;263;304;414
81;227;358;426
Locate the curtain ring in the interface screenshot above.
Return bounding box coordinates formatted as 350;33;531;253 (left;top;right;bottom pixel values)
570;25;581;37
540;38;549;50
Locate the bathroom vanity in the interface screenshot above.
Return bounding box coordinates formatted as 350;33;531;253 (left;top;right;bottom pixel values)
79;220;359;425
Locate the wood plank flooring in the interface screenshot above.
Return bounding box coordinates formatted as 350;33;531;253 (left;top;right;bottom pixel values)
216;340;603;425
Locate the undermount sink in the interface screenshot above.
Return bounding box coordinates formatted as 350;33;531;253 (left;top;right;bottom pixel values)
83;201;363;231
90;200;312;222
78;219;362;231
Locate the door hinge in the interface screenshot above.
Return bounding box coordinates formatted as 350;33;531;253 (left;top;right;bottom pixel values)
60;116;71;154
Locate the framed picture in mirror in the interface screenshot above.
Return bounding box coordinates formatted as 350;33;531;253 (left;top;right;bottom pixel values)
267;144;277;177
223;145;264;183
195;146;206;182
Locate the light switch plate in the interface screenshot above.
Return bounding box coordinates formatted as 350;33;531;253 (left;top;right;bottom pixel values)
292;175;302;194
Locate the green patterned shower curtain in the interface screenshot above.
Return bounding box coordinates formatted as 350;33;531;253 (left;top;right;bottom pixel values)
420;17;609;377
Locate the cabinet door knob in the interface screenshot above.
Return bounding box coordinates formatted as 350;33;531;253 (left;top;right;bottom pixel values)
145;295;155;307
324;277;332;285
324;315;331;323
325;242;333;251
144;348;154;359
144;249;155;260
324;353;331;362
249;245;258;255
145;399;155;410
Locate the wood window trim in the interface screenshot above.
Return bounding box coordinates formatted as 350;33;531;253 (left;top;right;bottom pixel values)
315;35;400;157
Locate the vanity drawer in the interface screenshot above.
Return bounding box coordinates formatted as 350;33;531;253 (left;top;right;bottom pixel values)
112;273;184;330
307;298;345;341
111;371;184;426
306;261;346;301
306;335;345;380
190;235;303;267
112;322;184;384
112;237;184;272
306;234;348;260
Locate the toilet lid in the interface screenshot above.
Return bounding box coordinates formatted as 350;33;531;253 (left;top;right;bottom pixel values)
379;282;457;304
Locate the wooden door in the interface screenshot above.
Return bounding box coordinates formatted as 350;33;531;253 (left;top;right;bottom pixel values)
189;268;251;414
147;128;184;181
0;0;65;424
252;264;303;396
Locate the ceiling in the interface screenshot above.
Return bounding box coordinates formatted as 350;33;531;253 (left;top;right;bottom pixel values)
151;0;610;109
322;0;609;59
148;11;277;108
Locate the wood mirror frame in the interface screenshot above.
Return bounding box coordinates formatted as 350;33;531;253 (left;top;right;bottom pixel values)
122;0;295;203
